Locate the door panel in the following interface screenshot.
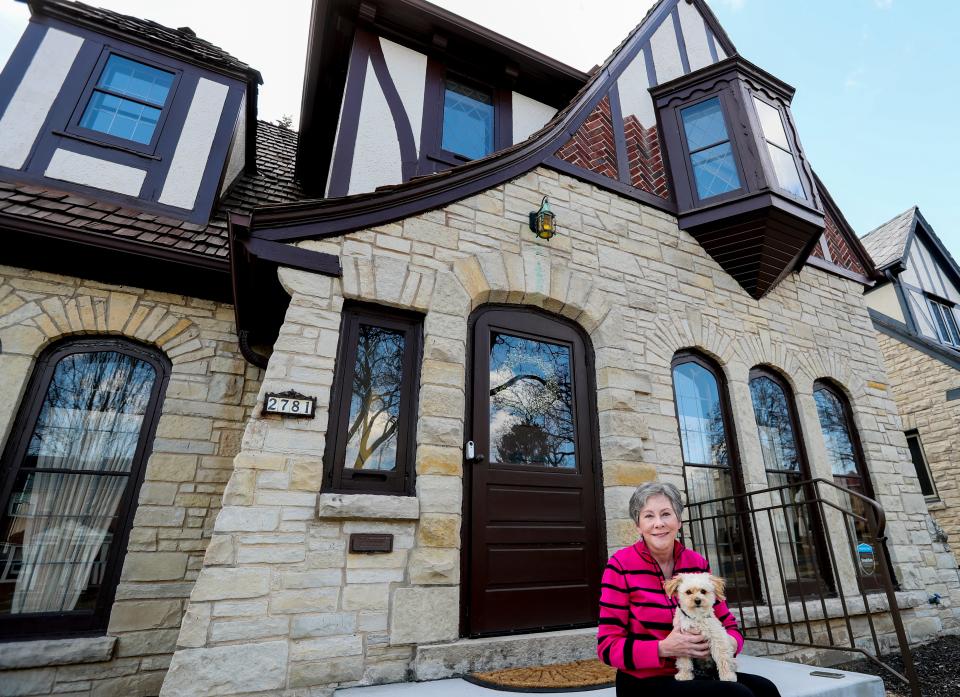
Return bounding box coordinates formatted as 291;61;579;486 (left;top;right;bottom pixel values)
467;308;602;636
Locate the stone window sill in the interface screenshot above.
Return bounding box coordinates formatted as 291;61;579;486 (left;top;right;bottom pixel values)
0;635;116;669
317;492;420;520
927;500;946;511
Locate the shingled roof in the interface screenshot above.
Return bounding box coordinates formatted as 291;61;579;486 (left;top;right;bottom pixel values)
0;121;303;264
29;0;261;83
860;206;918;270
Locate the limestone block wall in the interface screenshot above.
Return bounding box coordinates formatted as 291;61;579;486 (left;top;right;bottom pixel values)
0;265;261;697
162;167;960;697
876;332;960;560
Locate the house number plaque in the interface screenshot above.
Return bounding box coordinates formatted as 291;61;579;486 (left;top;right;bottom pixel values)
263;390;316;418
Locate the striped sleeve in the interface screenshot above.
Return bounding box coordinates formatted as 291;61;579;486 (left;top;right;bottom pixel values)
713;596;744;656
597;559;662;671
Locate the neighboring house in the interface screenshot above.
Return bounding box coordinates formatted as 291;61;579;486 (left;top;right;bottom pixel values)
0;1;956;697
862;206;960;557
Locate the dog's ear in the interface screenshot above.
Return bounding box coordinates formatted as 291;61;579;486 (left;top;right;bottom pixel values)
664;575;682;598
709;575;726;602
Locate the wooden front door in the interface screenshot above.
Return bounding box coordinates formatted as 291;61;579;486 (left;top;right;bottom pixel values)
466;307;602;637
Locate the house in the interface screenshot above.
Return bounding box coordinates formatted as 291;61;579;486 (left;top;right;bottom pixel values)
862;206;960;558
0;0;955;696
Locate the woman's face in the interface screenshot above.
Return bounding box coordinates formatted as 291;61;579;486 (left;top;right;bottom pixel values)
636;493;680;555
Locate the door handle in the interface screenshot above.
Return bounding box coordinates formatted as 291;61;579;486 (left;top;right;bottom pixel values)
465;441;485;463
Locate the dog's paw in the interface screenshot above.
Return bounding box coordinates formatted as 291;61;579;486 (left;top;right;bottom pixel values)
675;670;694;681
719;671;737;682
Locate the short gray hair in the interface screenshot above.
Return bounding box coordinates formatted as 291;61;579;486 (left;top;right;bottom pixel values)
628;482;684;523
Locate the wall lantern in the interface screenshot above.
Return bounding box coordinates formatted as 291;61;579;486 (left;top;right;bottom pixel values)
529;196;556;240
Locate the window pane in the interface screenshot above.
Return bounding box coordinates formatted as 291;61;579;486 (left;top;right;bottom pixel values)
753;97;790;150
766;143;806;199
906;434;936;497
343;324;406;472
813;388;858;477
672;362;727;467
681;97;730;152
750;376;800;473
691;142;741;199
0;349;156;616
80;91;160;144
947;307;960;345
489;333;576;468
99;55;173;106
441;79;494;160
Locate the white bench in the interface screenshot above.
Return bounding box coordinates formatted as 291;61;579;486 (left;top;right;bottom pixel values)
335;655;885;697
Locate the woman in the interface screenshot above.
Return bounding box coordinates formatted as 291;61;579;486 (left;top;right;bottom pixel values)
598;482;781;697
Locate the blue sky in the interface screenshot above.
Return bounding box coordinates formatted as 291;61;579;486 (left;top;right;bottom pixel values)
708;0;960;257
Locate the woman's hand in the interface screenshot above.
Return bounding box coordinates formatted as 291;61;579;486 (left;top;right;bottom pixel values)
657;627;710;658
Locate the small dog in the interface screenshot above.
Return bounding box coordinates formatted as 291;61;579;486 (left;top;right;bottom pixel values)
663;572;737;682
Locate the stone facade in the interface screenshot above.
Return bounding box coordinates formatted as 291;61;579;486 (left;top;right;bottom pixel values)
160;167;960;697
876;332;960;555
0;265;261;697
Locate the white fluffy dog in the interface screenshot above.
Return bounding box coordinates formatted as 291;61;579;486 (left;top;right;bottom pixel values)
663;572;737;682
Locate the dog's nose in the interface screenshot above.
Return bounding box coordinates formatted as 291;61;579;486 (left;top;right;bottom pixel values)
694;598;701;605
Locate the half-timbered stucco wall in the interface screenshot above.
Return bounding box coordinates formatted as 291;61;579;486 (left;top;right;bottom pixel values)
159;167;960;697
0;266;261;697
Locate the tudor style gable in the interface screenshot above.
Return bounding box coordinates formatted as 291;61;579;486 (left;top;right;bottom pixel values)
0;0;260;225
863;207;960;350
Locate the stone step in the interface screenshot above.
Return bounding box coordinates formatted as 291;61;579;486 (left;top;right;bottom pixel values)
335;656;886;697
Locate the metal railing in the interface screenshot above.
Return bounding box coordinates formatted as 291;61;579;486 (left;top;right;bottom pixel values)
684;478;920;697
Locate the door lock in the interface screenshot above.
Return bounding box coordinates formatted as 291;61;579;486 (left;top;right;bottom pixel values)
465;441;484;463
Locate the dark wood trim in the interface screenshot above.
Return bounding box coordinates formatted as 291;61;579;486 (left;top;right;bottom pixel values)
688;0;738;58
544;156;677;214
889;272;920;334
912;209;960;296
607;84;631;185
321;303;423;496
327;29;371;198
869;308;960;372
812;172;879;280
367;33;419;181
671;5;692;75
804;255;873;287
265;0;680;240
0;337;170;641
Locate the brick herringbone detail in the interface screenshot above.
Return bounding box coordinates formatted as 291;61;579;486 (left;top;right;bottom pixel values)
623;115;670;199
823;210;866;275
555;96;619;180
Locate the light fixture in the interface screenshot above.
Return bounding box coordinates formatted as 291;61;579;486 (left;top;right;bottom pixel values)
529;196;556;240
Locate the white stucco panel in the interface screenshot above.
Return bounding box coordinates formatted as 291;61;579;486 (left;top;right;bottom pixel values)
863;283;905;324
158;78;230;210
650;17;685;85
616;48;655;126
379;37;427;156
0;28;83;170
349;58;402;195
44;149;146;196
677;0;714;71
511;93;556;144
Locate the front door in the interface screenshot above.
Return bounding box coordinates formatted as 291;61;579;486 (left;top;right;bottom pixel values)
467;307;602;636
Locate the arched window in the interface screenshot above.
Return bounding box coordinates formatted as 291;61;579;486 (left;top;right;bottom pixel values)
813;380;892;590
749;368;833;597
0;338;169;639
671;352;756;600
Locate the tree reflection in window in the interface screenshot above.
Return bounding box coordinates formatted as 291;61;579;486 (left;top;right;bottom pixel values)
489;333;576;468
343;324;405;471
813;387;858;477
673;362;728;468
750;375;800;475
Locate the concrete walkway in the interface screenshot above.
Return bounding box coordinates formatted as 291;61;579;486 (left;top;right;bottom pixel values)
335;655;885;697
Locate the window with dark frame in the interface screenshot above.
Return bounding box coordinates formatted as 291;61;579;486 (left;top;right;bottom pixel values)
0;338;168;640
749;368;834;597
905;430;937;500
927;297;960;348
324;305;422;495
441;78;495;161
70;51;178;153
679;96;742;200
671;352;757;602
813;380;893;591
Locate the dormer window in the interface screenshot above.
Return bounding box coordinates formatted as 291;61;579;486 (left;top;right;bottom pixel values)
73;53;178;151
928;296;960;347
680;96;742;200
651;56;824;299
442;78;495;160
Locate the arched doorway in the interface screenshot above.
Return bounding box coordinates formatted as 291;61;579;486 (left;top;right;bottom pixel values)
465;306;604;637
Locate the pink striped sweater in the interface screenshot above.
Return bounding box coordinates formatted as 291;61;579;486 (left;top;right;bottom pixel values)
597;540;744;680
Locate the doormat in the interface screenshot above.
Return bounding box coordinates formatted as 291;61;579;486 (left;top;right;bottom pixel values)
466;659;616;692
